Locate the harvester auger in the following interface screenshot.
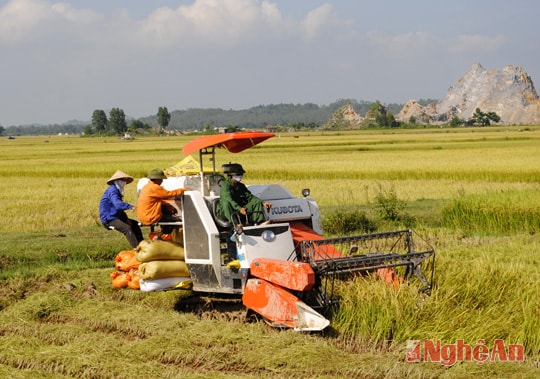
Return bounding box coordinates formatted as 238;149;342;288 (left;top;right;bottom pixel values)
139;132;435;331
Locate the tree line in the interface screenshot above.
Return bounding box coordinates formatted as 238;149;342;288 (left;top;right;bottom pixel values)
448;108;501;127
84;107;171;136
2;99;412;136
5;98;504;137
137;99;414;131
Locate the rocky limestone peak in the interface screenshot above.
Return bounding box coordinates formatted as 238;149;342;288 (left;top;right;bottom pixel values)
341;104;362;121
469;62;486;74
399;100;431;123
324;103;364;129
397;63;540;125
365;102;388;119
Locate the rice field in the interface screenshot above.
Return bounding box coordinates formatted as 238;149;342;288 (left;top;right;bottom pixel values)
0;127;539;378
1;128;539;233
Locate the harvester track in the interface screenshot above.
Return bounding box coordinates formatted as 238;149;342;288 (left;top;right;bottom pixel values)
174;293;250;323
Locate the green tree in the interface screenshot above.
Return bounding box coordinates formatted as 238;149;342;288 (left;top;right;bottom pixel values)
449;116;465;127
225;125;240;133
366;101;383;119
83;124;93;135
375;110;397;128
108;108;127;135
92;110;108;134
388;113;398;127
471;108;501;126
129;119;151;133
486;111;501;124
375;113;388;127
157;106;171;130
366;101;397;128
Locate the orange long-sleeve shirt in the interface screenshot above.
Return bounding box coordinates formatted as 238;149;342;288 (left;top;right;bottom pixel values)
137;181;187;225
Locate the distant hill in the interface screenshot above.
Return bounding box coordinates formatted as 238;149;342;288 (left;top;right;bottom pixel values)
397;63;540;125
138;99;416;132
3;99;436;136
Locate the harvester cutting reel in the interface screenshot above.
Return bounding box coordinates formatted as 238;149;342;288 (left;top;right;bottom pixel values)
295;229;435;318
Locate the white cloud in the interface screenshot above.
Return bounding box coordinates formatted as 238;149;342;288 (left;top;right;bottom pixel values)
364;30;506;59
364;29;507;61
50;2;101;24
299;3;337;41
366;30;437;58
0;0;537;126
0;0;355;54
448;34;506;53
138;0;290;48
0;0;51;44
0;0;102;45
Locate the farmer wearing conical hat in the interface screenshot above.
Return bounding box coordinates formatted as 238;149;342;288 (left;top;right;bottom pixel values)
99;170;144;248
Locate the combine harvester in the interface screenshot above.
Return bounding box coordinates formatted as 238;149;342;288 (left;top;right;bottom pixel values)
146;132;435;331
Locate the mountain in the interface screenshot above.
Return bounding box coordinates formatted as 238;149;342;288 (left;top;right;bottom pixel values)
139;99;401;131
397;63;540;125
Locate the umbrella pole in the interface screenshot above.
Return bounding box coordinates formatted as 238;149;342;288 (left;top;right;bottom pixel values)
198;149;205;194
197;147;217;195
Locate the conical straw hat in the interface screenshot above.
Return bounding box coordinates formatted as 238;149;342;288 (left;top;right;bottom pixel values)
107;170;134;185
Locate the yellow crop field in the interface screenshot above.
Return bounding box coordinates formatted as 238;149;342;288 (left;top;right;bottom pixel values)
0;127;538;378
1;128;539;232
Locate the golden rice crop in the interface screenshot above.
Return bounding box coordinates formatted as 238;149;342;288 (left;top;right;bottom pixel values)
1;129;538;232
0;129;539;377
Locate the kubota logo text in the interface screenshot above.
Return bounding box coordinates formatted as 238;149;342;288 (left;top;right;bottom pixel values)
270;205;303;215
406;339;525;366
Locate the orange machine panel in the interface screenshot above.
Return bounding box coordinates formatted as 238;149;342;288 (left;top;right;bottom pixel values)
249;258;315;291
242;278;301;329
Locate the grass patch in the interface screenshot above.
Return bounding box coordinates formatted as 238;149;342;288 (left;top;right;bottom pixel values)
322;210;377;235
441;189;540;235
332;232;540;357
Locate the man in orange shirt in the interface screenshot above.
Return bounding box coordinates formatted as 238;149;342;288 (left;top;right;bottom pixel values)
137;169;190;235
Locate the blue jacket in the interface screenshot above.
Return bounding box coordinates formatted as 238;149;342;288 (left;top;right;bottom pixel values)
99;185;134;224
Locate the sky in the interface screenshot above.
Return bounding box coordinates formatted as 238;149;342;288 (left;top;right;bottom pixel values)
1;0;539;126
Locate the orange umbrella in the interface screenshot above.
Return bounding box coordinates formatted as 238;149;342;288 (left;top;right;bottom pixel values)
182;132;275;155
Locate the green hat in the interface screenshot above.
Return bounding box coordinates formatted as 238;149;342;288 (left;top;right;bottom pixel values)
147;168;167;180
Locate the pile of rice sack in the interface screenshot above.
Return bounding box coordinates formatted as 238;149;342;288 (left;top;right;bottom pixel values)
135;240;191;292
110;250;141;289
110;231;192;292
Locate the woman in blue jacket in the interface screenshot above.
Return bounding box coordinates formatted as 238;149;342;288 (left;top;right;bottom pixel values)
99;170;144;248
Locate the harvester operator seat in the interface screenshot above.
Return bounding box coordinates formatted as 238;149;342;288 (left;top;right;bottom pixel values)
209;197;232;229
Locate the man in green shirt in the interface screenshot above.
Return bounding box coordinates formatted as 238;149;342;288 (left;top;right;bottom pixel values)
216;163;271;226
